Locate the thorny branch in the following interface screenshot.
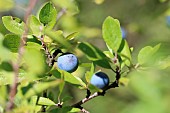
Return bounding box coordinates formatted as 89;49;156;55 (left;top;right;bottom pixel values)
38;35;62;67
6;0;38;111
37;24;62;112
39;35;54;67
56;8;67;22
38;35;56;112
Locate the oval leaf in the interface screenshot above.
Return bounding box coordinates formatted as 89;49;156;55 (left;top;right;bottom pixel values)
23;48;46;75
118;39;132;67
0;33;13;61
59;70;86;88
138;46;153;65
39;2;57;28
85;63;95;83
37;97;56;106
102;16;122;51
138;44;161;65
93;59;111;69
3;34;20;53
78;42;111;69
2;16;25;35
44;30;72;48
78;42;107;60
66;32;78;40
28;15;42;37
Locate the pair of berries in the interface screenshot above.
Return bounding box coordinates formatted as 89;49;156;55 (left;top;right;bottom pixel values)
57;53;109;89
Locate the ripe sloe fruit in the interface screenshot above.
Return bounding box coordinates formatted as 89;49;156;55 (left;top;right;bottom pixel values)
90;72;109;89
57;53;78;73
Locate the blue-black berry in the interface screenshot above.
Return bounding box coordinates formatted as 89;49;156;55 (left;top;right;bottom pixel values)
90;72;109;89
57;53;78;73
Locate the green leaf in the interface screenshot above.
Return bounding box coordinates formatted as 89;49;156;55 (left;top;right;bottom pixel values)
78;42;111;68
23;48;46;75
51;69;61;78
0;33;13;61
58;78;65;98
39;2;57;28
21;83;34;95
104;51;114;58
79;63;91;68
66;32;78;40
0;61;13;71
27;35;41;45
35;96;56;106
49;106;80;113
130;47;134;53
138;46;152;65
93;59;111;69
3;34;20;53
0;70;14;85
0;69;25;86
28;15;43;37
30;96;42;113
0;85;7;106
118;39;132;67
2;16;25;35
26;42;42;50
59;70;86;88
102;16;122;51
88;84;102;93
24;80;61;99
44;30;72;48
85;63;96;83
78;42;107;60
85;63;95;83
138;44;161;65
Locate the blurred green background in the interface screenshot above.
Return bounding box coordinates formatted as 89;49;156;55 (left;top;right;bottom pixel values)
1;0;170;113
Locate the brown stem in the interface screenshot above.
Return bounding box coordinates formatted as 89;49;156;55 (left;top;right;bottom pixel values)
71;92;98;108
6;63;19;111
56;8;66;21
54;8;67;30
39;35;55;67
81;108;90;113
6;0;38;111
24;0;38;22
